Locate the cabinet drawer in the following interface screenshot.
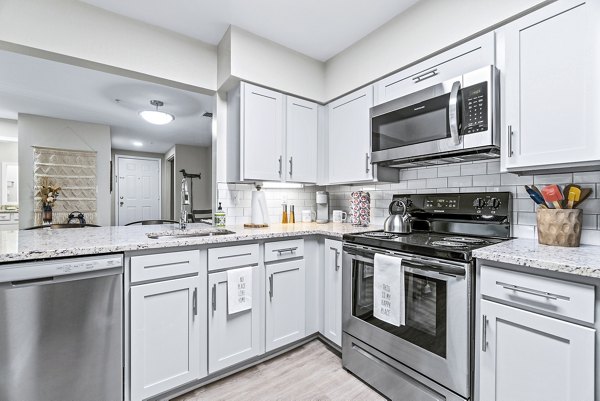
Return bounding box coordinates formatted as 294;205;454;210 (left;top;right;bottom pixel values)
481;265;594;324
0;214;10;222
11;213;18;222
131;250;200;283
264;239;304;262
208;244;259;271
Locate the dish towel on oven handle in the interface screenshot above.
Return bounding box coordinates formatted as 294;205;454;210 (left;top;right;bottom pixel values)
373;253;405;327
227;266;253;314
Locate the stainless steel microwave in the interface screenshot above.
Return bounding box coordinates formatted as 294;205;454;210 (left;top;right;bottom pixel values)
370;65;499;168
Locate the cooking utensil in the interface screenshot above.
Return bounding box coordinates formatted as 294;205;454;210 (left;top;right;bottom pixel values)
541;185;564;209
566;186;582;209
524;185;547;208
384;200;412;234
573;188;593;208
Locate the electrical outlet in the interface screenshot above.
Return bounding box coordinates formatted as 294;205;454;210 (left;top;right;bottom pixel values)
232;192;239;205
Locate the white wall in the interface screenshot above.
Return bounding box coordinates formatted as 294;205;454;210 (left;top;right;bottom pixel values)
0;0;217;92
324;0;551;100
219;26;326;101
18;114;111;228
0;118;18;142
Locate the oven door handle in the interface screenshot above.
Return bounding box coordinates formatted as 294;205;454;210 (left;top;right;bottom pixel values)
402;260;465;277
448;80;462;146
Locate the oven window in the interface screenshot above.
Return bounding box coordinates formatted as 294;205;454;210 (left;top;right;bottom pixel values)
352;259;447;358
372;93;451;152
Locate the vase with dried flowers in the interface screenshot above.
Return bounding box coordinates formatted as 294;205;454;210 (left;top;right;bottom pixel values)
38;179;61;225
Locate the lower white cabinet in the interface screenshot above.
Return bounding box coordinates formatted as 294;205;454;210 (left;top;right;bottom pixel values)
208;267;262;373
265;259;306;352
323;239;342;346
480;299;595;401
130;276;201;401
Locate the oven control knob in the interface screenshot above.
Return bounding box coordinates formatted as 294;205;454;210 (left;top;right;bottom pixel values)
473;198;485;208
488;198;501;209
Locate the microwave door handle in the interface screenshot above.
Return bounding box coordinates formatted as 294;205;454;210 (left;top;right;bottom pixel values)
449;80;461;146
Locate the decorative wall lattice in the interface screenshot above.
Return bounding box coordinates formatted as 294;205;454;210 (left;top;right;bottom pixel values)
33;146;97;225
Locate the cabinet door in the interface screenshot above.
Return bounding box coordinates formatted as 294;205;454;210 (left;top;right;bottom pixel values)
130;276;200;401
265;259;306;351
328;86;374;184
323;239;342;347
286;96;318;183
480;300;594;401
499;0;600;171
242;82;284;181
208;267;261;373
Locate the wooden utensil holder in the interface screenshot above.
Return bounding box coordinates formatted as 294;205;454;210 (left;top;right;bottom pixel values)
536;208;582;247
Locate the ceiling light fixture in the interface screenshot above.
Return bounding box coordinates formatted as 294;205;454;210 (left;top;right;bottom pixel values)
132;141;143;147
139;100;174;125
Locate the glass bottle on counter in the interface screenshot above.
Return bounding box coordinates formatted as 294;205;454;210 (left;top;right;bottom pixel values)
290;204;295;223
281;203;288;224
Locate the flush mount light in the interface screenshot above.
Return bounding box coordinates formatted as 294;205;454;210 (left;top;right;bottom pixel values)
132;141;143;147
139;100;174;125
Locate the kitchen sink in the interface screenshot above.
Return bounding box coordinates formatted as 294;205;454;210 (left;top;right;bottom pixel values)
146;228;235;239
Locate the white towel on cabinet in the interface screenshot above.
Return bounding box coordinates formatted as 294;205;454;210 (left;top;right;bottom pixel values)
373;253;405;327
227;267;253;314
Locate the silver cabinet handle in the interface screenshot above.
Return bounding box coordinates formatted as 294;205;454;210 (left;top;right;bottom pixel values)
365;153;370;173
507;125;514;157
330;247;340;271
278;155;282;176
289;156;293;176
192;288;198;316
217;252;252;260
412;69;438;83
481;314;488;352
448;80;462;146
269;274;274;300
274;247;298;255
211;284;216;312
496;281;570;301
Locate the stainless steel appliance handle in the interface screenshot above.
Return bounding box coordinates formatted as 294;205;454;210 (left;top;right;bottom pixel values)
481;314;488;352
289;157;293;176
448;80;462;146
278;155;282;176
192;288;198;316
365;153;370;173
331;247;340;271
507;125;514;157
275;247;298;255
211;284;216;312
496;281;570;301
412;69;438;83
402;260;466;277
269;274;274;299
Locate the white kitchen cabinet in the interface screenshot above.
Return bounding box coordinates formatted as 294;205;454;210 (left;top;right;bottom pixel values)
208;267;262;373
265;259;306;351
130;276;201;401
498;0;600;173
286;96;318;183
241;83;285;181
479;299;594;401
322;239;342;347
374;32;495;105
228;82;318;183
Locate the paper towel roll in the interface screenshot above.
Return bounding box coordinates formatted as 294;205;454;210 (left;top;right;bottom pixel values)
251;190;269;225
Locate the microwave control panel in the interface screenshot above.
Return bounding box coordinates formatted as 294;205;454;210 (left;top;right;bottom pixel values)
462;82;488;135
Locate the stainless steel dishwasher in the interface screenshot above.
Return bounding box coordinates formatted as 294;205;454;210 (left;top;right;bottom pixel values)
0;254;123;401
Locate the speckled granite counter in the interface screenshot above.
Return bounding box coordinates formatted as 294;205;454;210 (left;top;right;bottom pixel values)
0;222;377;264
473;238;600;279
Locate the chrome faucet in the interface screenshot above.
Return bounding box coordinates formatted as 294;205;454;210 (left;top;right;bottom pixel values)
180;178;190;230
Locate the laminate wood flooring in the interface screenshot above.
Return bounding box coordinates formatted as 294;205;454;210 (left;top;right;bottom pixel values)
174;340;385;401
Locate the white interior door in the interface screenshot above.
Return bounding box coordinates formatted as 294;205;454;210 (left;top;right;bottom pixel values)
117;156;161;225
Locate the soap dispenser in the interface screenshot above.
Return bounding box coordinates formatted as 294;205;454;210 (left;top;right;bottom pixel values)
214;202;226;227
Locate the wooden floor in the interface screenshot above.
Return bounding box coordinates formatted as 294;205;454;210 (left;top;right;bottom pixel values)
174;340;385;401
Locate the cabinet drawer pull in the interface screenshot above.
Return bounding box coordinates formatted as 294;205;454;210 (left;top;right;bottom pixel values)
217;252;252;260
144;260;189;269
274;247;298;255
269;274;274;300
412;69;438;83
481;314;488;352
496;281;571;301
289;156;293;176
192;288;198;316
211;284;216;312
278;155;282;176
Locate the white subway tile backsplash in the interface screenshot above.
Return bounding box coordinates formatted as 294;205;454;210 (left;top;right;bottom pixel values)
473;174;500;187
407;180;428;189
574;171;600;184
460;163;487;175
533;173;573;185
500;173;533;186
437;165;462;177
426;178;448;188
418;168;438;179
448;176;473;188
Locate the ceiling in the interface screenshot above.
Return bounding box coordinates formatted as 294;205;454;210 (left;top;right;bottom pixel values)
80;0;420;61
0;50;213;153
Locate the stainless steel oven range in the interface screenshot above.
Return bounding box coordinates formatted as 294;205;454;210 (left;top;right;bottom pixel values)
342;192;511;401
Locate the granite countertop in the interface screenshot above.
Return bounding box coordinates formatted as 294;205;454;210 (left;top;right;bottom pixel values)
0;222;377;264
473;238;600;279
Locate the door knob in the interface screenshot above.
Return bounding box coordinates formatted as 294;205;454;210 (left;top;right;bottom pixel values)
119;201;124;207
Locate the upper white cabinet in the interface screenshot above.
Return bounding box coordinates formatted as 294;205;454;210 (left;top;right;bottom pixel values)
322;239;342;347
374;32;495;105
229;82;318;183
498;0;600;173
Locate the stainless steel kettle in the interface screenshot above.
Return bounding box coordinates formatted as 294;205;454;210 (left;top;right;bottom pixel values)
384;200;412;234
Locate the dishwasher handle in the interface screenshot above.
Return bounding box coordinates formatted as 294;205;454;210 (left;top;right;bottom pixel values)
2;266;123;289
